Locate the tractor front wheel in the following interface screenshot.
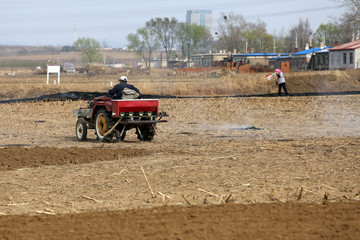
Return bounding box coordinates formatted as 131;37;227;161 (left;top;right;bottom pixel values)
95;109;113;142
75;118;88;141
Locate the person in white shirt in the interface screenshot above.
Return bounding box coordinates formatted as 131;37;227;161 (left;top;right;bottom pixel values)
275;69;289;97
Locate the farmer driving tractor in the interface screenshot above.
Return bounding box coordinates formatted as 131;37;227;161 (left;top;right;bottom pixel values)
108;76;141;99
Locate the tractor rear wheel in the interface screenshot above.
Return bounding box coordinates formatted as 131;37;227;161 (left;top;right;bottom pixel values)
139;124;156;141
75;118;87;141
95;109;113;142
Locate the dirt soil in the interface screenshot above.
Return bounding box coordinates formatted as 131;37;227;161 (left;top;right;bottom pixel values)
0;94;360;239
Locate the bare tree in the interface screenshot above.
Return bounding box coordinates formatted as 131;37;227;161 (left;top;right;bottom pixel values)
271;31;288;53
333;0;360;9
175;23;191;60
176;22;213;59
73;37;103;64
146;17;178;67
287;19;313;51
127;27;160;70
215;12;249;52
197;27;214;54
246;19;273;53
215;12;274;53
331;0;360;41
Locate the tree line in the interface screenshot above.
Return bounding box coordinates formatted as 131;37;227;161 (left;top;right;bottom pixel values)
71;0;359;68
124;0;359;69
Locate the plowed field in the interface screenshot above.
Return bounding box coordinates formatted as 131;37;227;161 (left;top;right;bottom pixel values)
1;94;360;239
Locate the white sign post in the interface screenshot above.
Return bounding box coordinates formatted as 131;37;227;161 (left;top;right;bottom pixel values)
47;65;61;84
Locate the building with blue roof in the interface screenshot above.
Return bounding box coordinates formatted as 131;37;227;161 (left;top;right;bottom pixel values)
190;42;338;71
269;44;331;70
191;50;290;69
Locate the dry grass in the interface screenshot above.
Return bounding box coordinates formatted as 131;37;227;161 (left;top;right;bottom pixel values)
0;69;359;100
1;50;359;99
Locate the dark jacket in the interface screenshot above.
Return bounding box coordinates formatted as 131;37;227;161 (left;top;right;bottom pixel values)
108;82;141;99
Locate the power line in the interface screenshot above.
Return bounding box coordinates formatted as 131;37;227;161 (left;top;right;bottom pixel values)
244;5;341;19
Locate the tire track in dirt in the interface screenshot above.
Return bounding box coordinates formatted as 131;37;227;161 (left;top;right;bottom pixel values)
0;146;191;171
0;147;151;170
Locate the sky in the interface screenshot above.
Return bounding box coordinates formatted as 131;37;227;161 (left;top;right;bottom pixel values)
0;0;346;47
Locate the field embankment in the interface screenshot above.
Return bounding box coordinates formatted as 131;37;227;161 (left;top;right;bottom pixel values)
0;69;359;100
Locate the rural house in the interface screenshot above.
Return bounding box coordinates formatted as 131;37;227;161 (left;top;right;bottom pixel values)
307;44;332;70
232;52;289;66
268;53;293;70
291;45;331;70
269;45;331;70
329;39;360;70
191;52;230;67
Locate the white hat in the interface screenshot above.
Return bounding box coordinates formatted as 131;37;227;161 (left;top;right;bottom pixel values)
119;76;128;82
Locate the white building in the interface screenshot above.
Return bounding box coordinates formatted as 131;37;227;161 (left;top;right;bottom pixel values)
329;39;360;70
186;10;213;33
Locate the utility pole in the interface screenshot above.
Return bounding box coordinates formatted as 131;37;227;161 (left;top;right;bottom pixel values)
73;20;77;43
187;42;190;68
245;39;248;53
160;51;163;69
273;38;276;53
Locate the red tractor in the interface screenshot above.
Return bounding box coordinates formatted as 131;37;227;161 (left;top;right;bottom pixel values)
73;96;168;142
